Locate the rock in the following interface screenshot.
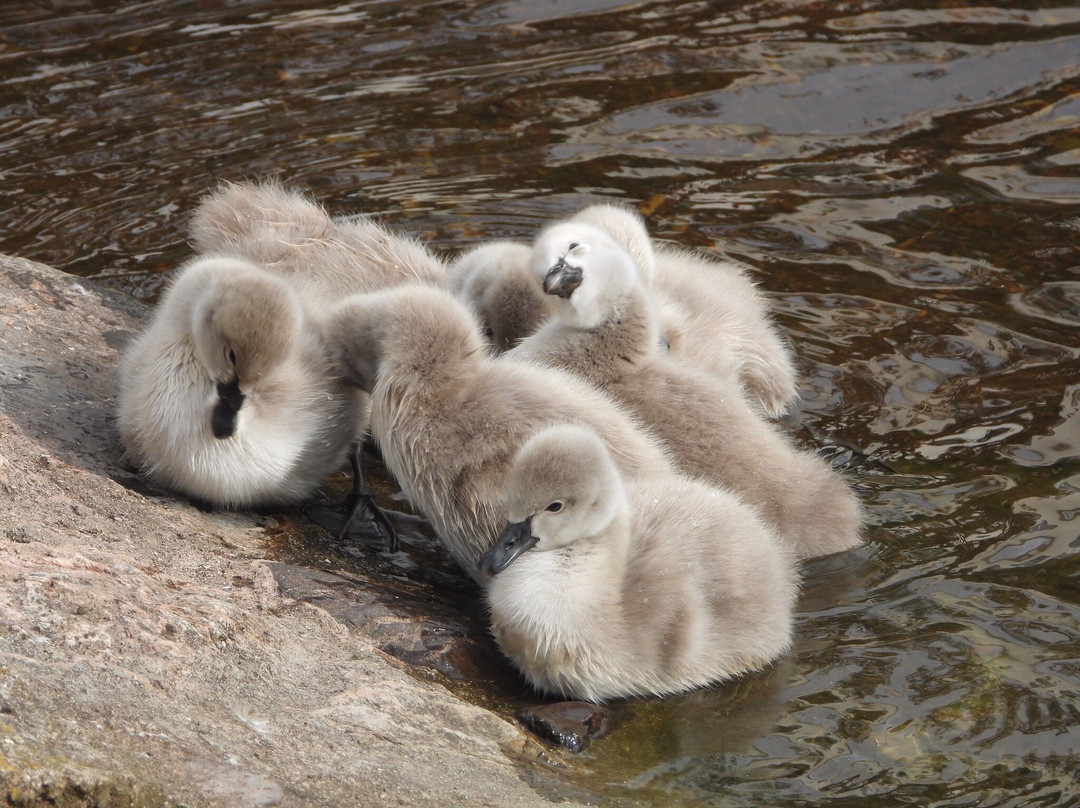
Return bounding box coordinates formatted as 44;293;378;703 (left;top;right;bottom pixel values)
0;254;589;807
266;562;507;683
516;702;617;754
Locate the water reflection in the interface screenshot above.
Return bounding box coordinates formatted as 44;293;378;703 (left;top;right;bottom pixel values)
552;35;1080;163
2;0;1079;805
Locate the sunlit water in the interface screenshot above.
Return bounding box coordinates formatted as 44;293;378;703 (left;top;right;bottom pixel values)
2;2;1078;805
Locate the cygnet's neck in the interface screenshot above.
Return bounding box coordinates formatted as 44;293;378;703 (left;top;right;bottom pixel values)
329;286;486;393
572;506;631;576
501;507;632;616
535;286;660;386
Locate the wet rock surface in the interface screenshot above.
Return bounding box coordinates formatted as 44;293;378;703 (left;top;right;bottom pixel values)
0;254;589;808
266;562;507;684
516;702;619;754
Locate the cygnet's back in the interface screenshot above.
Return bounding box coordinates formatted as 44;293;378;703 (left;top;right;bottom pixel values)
189;180;445;306
481;423;798;702
445;241;554;353
572;203;799;418
511;223;862;560
118;256;363;507
326;284;674;582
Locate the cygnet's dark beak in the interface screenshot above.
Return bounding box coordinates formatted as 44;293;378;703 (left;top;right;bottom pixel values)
543;257;583;299
478;517;537;578
211;376;245;439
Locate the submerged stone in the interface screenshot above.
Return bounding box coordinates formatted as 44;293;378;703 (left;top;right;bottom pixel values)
517;701;616;753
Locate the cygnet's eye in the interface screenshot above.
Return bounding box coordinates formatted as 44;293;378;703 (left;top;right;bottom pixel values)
545;501;564;513
227;348;237;366
567;242;580;251
482;324;494;340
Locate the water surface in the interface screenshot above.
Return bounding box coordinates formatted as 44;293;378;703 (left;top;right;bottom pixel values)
2;2;1078;806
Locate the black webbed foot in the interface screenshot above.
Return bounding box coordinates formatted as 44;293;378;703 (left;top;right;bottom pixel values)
305;443;398;552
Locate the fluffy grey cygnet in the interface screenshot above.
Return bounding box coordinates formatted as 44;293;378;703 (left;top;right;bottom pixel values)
120;180;446;521
325;284;675;583
509;222;863;559
117;256;363;507
571;203;799;418
479;423;799;702
445;241;555;353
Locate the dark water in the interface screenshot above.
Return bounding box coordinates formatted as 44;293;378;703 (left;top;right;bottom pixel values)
3;2;1079;806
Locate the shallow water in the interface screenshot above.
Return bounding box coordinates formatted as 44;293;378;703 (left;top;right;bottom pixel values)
2;1;1079;805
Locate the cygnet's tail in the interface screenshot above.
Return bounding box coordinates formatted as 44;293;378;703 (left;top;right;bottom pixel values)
189;180;445;299
189;179;332;264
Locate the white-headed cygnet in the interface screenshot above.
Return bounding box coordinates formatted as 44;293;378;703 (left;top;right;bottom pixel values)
445;241;555;353
189;179;445;304
479;423;798;702
571;203;799;418
509;222;862;559
326;284;675;583
446;238;681;358
118;255;365;510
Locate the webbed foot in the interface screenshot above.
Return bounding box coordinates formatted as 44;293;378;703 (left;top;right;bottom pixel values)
305;443;398;552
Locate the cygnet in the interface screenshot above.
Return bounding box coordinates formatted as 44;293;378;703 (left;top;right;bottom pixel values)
117;255;365;508
571;203;799;418
445;241;555;353
187;180;445;543
509;222;862;559
326;284;675;583
479;423;799;702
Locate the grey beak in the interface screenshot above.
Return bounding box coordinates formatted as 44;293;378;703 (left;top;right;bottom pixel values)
211;376;245;439
478;517;538;578
543;257;583;299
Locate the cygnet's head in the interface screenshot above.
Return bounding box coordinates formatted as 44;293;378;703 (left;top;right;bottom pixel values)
448;241;549;352
478;424;626;577
570;203;657;286
530;222;642;329
186;257;304;439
